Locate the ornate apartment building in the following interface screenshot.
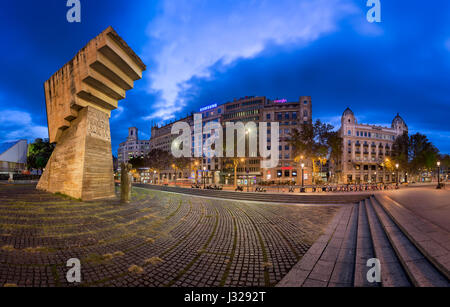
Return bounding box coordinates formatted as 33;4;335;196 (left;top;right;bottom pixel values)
149;96;312;185
339;108;408;184
117;127;151;165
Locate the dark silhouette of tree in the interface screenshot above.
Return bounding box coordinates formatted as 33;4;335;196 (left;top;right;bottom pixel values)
391;132;439;182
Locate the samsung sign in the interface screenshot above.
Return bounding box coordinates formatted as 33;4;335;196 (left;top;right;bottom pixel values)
274;99;288;103
200;104;218;112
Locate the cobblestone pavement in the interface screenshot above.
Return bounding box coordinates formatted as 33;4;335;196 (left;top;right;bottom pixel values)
0;184;340;287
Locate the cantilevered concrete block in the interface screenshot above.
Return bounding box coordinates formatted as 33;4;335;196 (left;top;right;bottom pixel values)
37;27;146;201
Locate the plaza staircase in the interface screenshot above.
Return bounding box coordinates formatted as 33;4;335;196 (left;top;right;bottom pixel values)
133;184;368;205
277;194;450;287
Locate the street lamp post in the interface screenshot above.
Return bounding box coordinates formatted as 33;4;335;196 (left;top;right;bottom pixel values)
301;163;305;192
194;161;199;185
396;164;399;185
172;164;176;186
246;168;250;192
437;161;441;189
203;167;206;189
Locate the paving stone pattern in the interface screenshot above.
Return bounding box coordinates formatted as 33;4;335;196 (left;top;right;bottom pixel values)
0;184;339;287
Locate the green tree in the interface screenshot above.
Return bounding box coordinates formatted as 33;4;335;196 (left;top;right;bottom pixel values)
391;132;440;182
289;120;335;184
409;133;439;181
171;156;191;181
327;131;343;183
27;138;55;171
392;131;410;172
145;149;172;173
128;157;145;169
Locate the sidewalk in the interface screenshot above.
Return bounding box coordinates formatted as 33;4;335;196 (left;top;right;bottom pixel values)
385;186;450;232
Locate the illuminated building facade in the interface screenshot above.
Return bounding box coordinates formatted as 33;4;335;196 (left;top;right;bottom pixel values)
149;95;313;186
339;108;408;184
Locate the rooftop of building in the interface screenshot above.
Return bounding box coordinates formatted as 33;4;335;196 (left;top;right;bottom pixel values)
0;140;23;156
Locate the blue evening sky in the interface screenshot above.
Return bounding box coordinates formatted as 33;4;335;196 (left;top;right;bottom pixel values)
0;0;449;154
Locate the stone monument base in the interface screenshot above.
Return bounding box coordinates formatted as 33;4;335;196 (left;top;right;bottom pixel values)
37;106;115;201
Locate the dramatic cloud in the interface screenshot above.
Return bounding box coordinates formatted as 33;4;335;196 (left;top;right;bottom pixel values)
0;109;48;142
142;0;358;120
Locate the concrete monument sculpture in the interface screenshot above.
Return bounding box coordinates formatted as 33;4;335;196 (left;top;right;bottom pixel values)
37;27;146;200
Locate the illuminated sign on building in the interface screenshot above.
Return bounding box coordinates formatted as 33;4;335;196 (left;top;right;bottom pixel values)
200;104;218;112
274;99;288;103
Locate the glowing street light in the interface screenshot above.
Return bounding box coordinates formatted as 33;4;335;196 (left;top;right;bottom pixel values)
437;161;442;189
395;163;399;185
203;166;207;189
301;163;305;192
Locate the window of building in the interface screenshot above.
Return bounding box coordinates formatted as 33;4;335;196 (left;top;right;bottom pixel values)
266;114;271;120
348;130;351;136
284;170;290;177
292;112;297;119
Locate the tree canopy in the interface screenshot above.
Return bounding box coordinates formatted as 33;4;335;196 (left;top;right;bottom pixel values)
289;120;342;183
391;132;440;180
27;138;55;171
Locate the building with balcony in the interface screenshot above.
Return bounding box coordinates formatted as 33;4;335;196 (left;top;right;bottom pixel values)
339;108;408;184
117;127;151;165
149;95;313;186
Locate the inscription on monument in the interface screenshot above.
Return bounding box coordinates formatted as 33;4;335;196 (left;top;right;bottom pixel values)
87;109;111;142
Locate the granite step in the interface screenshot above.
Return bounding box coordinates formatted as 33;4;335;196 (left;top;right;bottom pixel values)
364;198;412;287
374;194;450;280
327;203;359;287
277;205;355;287
354;201;379;287
136;184;369;204
371;196;450;286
